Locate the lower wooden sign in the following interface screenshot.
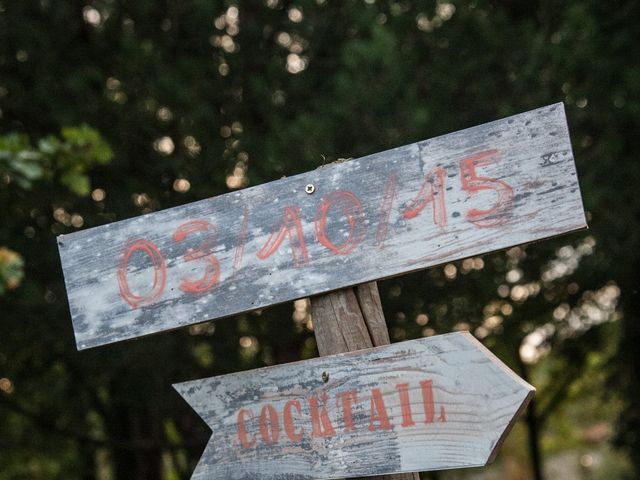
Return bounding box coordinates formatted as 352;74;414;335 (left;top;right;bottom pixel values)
174;332;534;479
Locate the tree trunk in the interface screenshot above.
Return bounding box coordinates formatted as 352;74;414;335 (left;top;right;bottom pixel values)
519;362;544;480
109;407;163;480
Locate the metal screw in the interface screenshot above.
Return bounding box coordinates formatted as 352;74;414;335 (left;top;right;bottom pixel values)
305;184;315;194
321;371;329;383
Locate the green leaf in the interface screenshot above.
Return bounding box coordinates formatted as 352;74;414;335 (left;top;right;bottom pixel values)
38;136;61;155
10;156;44;180
0;247;25;293
60;170;91;196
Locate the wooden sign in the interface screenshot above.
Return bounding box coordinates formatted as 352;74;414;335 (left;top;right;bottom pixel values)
58;103;585;349
174;331;535;479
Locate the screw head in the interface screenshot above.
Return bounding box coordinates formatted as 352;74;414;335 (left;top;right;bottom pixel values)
305;184;315;194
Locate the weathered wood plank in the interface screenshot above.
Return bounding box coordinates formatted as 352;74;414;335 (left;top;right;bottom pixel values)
310;283;419;480
311;287;373;356
173;332;535;479
354;282;392;347
58;103;586;349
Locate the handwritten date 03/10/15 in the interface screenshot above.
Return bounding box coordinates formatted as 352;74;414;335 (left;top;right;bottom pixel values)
118;149;513;309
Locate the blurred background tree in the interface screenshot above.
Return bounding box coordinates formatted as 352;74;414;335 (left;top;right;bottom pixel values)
0;1;638;479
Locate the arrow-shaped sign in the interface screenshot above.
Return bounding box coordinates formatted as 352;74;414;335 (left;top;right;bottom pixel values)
174;332;534;479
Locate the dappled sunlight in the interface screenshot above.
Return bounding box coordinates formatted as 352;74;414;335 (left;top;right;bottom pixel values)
292;298;313;332
542;237;596;282
0;377;14;394
416;2;456;32
91;188;106;201
153;136;174;155
82;6;103;27
172;178;190;193
520;282;620;365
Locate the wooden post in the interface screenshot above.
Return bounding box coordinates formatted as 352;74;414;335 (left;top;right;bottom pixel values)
310;281;420;480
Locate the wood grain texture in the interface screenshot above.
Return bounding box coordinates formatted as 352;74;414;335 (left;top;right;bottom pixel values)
310;283;418;480
311;288;373;356
58;103;586;349
174;332;535;479
355;282;392;347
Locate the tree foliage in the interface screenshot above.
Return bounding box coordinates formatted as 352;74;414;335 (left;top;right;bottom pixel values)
0;1;638;479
